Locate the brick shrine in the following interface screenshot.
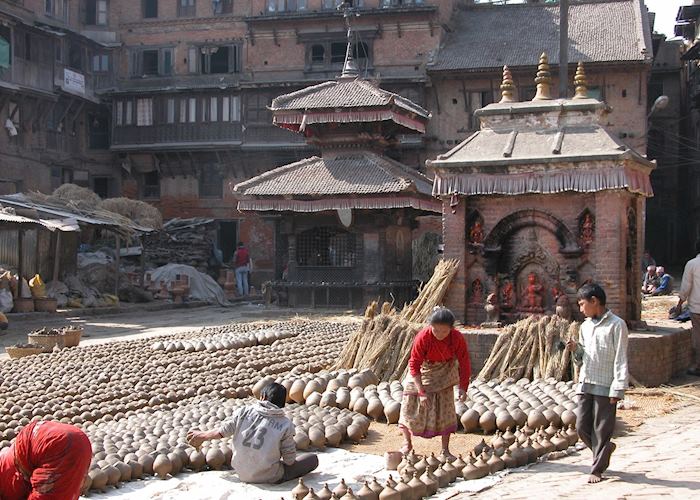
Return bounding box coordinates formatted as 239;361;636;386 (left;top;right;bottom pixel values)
429;56;655;326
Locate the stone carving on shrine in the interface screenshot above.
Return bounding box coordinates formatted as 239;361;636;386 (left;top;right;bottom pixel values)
519;272;544;313
469;221;484;245
471;278;484;304
501;280;514;311
580;212;595;247
482;292;502;328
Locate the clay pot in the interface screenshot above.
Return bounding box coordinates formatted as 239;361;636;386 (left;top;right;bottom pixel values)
103;464;121;486
433;465;450;488
452;454;467;472
394;478;411;500
486;452;505;473
565;425;579;446
167;452;183;475
378;484;401;500
295;430;311;450
502;427;516;447
527;410;547;430
460;409;480;432
522;439;537;463
309;427;326;449
138;453;155;475
384;401;401;424
317;483;334;500
473;439;490;456
205;447;226;470
367;399;384;421
127;460;143;479
290;380;307;403
501;449;517;469
462;458;486;480
356;481;378;500
509;444;528;467
353;397;369;415
385;451;403;470
89;468;109;492
425;452;440;472
552;432;569;451
561;409;576;428
340;488;359;500
442;460;458;483
292;478;311;500
333;479;349;498
408;473;427;498
303;488;321;500
252;376;274;399
153;454;172;479
189;450;206;472
479;410;497;433
496;412;516;432
347;423;364;443
115;461;132;482
414;456;428;476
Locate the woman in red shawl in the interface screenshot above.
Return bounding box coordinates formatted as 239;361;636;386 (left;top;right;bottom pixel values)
398;307;471;458
0;421;91;500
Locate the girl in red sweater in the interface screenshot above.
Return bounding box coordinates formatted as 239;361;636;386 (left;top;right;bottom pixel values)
398;307;471;458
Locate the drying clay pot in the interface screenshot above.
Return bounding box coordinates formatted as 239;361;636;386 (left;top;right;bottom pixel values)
292;478;310;500
153;454;172;479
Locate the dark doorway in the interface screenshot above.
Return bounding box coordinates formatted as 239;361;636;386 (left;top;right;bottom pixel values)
218;221;238;263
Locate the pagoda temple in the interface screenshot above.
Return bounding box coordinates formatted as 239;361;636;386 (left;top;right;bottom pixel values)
234;11;438;308
429;57;655;326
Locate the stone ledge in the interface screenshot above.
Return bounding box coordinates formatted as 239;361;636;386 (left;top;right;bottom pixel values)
459;323;692;387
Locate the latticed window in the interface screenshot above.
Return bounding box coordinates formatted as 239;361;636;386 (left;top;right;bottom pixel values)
297;227;356;267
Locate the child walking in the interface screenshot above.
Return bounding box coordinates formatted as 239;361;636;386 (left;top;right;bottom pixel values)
568;283;629;484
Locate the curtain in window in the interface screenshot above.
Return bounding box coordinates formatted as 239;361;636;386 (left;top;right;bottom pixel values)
136;98;153;126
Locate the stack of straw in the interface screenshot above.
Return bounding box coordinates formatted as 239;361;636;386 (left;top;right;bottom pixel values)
478;314;580;382
333;259;459;381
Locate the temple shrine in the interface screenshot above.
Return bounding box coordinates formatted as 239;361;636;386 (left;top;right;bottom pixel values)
429;56;655;326
234;10;439;308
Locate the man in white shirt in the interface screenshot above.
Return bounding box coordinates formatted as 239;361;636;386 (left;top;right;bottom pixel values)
678;240;700;376
567;283;629;484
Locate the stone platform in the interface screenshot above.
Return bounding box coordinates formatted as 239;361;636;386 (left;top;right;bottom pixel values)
461;322;692;387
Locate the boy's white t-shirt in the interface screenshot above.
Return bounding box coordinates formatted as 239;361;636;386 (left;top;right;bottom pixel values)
218;400;296;483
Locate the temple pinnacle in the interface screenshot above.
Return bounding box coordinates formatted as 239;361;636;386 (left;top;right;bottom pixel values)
499;65;515;103
533;52;552;100
573;61;588;99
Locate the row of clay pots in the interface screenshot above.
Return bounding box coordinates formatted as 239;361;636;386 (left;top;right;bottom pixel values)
80;395;370;493
0;320;357;444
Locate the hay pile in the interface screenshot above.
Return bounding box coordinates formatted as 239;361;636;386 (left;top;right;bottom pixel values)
478;315;581;382
333;259;460;381
101;198;163;230
50;184;102;210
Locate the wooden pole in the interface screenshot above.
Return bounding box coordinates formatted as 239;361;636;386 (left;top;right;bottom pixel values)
559;0;569;98
16;229;23;299
114;233;121;296
52;231;61;282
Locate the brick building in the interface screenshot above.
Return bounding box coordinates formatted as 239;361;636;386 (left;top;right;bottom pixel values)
1;0;660;287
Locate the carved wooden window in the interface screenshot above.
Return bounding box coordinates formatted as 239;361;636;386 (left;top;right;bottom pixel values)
212;0;233;14
143;0;158;18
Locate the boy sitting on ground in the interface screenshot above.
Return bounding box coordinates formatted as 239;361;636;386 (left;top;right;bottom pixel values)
187;383;319;484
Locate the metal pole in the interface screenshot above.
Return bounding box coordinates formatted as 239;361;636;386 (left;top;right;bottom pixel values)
559;0;569;98
16;230;23;299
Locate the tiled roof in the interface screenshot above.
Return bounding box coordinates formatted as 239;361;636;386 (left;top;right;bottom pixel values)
270;78;430;118
234;151;433;197
430;0;652;72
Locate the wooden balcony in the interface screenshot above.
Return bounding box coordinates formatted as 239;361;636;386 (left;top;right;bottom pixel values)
0;58;54;95
242;124;307;149
111;122;244;150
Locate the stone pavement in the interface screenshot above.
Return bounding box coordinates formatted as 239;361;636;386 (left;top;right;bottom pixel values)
463;403;700;499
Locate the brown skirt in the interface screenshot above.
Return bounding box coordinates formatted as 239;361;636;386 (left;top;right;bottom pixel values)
398;385;457;438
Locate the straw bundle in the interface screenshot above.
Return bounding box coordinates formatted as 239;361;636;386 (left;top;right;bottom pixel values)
333;258;460;381
478;314;580;382
101;198;163;230
50;184;102;210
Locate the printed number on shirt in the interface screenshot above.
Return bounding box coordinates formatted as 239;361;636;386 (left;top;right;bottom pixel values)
241;424;267;450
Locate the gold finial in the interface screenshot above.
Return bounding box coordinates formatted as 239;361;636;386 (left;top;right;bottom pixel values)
499;65;515;103
533;52;552;101
573;61;588;99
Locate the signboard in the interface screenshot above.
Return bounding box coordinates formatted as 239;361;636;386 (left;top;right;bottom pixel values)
63;68;85;95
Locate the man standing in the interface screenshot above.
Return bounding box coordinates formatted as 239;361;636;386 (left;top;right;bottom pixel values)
567;283;628;484
232;241;250;296
678;240;700;376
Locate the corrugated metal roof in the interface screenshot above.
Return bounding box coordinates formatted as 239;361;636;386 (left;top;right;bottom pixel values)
0;212;42;226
